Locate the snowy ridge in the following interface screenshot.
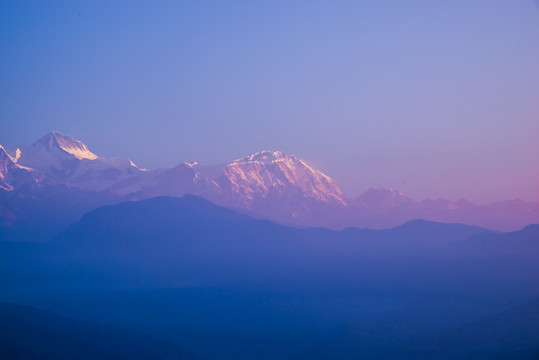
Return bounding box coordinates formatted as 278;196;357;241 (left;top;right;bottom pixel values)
223;150;346;205
15;132;145;192
232;150;288;164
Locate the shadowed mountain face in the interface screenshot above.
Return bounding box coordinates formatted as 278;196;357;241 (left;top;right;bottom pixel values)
4;195;536;287
0;186;133;242
445;224;539;259
1;195;539;359
42;195;500;289
391;297;539;360
0;303;199;360
1;132;538;242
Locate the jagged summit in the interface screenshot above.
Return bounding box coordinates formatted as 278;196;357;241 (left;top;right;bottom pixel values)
231;150;322;176
233;150;292;164
223;150;347;206
10;131;143;192
33;131;99;160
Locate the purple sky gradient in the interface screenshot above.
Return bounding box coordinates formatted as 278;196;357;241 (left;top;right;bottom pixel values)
1;1;538;203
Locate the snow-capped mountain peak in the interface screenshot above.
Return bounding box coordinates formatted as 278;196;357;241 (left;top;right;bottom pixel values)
33;131;99;160
9;132;147;192
221;150;347;206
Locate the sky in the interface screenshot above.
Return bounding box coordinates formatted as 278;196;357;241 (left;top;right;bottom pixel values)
1;0;538;203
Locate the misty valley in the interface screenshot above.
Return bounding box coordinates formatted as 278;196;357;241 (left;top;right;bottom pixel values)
1;132;539;359
1;194;539;359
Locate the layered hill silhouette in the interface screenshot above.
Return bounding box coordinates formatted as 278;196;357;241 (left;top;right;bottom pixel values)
1;195;538;359
54;195;490;255
3;194;536;291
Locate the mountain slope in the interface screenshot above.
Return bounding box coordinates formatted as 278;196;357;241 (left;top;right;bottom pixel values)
54;195;488;254
40;195;534;291
0;302;199;360
0;144;42;191
32;130;99;160
217;150;346;206
444;224;539;259
200;150;348;227
392;297;539;359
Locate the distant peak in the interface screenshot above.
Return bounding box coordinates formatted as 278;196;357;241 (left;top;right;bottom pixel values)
357;187;412;204
367;187;406;196
33;131;99;160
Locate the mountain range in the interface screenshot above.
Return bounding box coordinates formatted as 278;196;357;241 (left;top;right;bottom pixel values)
1;131;538;242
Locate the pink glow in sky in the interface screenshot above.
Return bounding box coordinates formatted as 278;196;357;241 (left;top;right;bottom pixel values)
1;1;538;203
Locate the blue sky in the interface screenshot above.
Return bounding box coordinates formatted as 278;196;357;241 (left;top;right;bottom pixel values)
1;1;538;203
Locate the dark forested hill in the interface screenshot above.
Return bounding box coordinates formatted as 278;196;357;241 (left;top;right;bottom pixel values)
391;297;539;360
0;302;199;360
